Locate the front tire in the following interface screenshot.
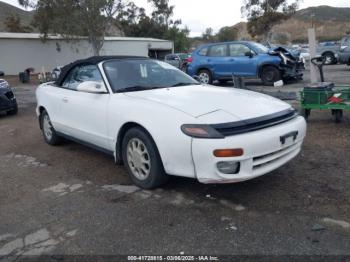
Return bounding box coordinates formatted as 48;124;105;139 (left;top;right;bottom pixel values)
261;66;281;86
7;104;18;115
323;52;336;65
122;127;169;189
40;110;62;145
197;69;213;84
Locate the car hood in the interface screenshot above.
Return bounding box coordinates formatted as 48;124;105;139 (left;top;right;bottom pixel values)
270;46;300;60
124;85;292;121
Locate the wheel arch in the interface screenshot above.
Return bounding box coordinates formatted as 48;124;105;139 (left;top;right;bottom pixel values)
257;63;280;78
321;50;335;56
115;121;159;165
38;106;47;129
196;67;213;76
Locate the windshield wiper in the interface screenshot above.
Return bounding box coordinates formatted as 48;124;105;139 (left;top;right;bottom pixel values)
169;82;200;87
118;86;162;93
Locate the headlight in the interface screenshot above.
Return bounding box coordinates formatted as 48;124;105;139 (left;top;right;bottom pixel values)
0;80;9;89
280;52;293;64
181;124;224;139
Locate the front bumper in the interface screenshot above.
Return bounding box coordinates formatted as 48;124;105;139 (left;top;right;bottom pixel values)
0;89;17;112
280;61;305;79
338;53;350;65
191;116;306;184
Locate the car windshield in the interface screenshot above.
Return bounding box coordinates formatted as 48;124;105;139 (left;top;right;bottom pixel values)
103;59;199;93
250;43;270;54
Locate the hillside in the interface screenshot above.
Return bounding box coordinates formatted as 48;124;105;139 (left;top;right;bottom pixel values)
231;5;350;43
0;1;34;32
295;5;350;22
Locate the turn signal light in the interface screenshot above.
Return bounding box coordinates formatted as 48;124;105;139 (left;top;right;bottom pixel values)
213;148;244;157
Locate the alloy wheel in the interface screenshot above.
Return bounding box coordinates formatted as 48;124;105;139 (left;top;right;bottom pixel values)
43;114;53;140
126;138;151;181
198;72;210;84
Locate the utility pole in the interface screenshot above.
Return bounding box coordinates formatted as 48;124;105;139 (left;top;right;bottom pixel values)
308;13;318;83
308;28;318;83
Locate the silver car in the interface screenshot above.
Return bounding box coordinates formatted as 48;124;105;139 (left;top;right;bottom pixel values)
164;53;190;71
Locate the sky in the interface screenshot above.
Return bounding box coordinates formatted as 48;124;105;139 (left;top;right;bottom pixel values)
3;0;350;37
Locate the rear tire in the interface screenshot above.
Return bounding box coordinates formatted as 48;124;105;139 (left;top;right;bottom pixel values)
197;69;213;84
40;110;63;145
261;66;281;86
122;127;169;189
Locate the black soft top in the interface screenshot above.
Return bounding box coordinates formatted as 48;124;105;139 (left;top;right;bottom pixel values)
55;55;148;86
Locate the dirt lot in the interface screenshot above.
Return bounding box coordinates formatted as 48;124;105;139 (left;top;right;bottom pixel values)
1;65;350;260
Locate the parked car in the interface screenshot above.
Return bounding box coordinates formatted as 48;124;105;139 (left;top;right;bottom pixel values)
316;36;350;65
317;43;340;65
299;48;311;64
338;45;350;65
0;79;18;115
187;41;304;85
164;53;191;71
337;36;350;65
36;56;306;189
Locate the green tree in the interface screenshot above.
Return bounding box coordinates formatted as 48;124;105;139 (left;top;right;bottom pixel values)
202;27;215;42
118;0;190;52
148;0;178;28
217;26;238;42
5;14;32;33
164;26;190;52
19;0;124;55
241;0;300;40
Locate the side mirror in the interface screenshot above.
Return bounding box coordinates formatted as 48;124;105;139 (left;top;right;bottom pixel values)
245;51;254;58
77;81;107;94
0;71;4;77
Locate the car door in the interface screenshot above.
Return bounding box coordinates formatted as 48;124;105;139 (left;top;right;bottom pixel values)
228;43;259;76
206;44;231;78
59;64;110;149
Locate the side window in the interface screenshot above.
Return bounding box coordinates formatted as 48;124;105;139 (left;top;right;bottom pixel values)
62;65;103;90
229;44;252;56
208;45;227;57
198;47;208;56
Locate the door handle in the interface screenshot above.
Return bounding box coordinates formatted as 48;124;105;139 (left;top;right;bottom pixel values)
62;97;68;103
229;58;235;62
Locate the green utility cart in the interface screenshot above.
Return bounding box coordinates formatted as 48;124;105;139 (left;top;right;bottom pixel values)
300;87;350;122
300;57;350;123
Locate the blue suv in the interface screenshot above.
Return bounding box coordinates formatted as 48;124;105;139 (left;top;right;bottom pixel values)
187;41;304;85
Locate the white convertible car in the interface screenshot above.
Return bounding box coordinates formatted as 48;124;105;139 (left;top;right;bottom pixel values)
36;56;307;189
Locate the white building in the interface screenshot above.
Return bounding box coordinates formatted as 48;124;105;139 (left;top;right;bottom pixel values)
0;33;174;75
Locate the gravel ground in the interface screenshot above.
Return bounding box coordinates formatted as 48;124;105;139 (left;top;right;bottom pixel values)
0;65;350;261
